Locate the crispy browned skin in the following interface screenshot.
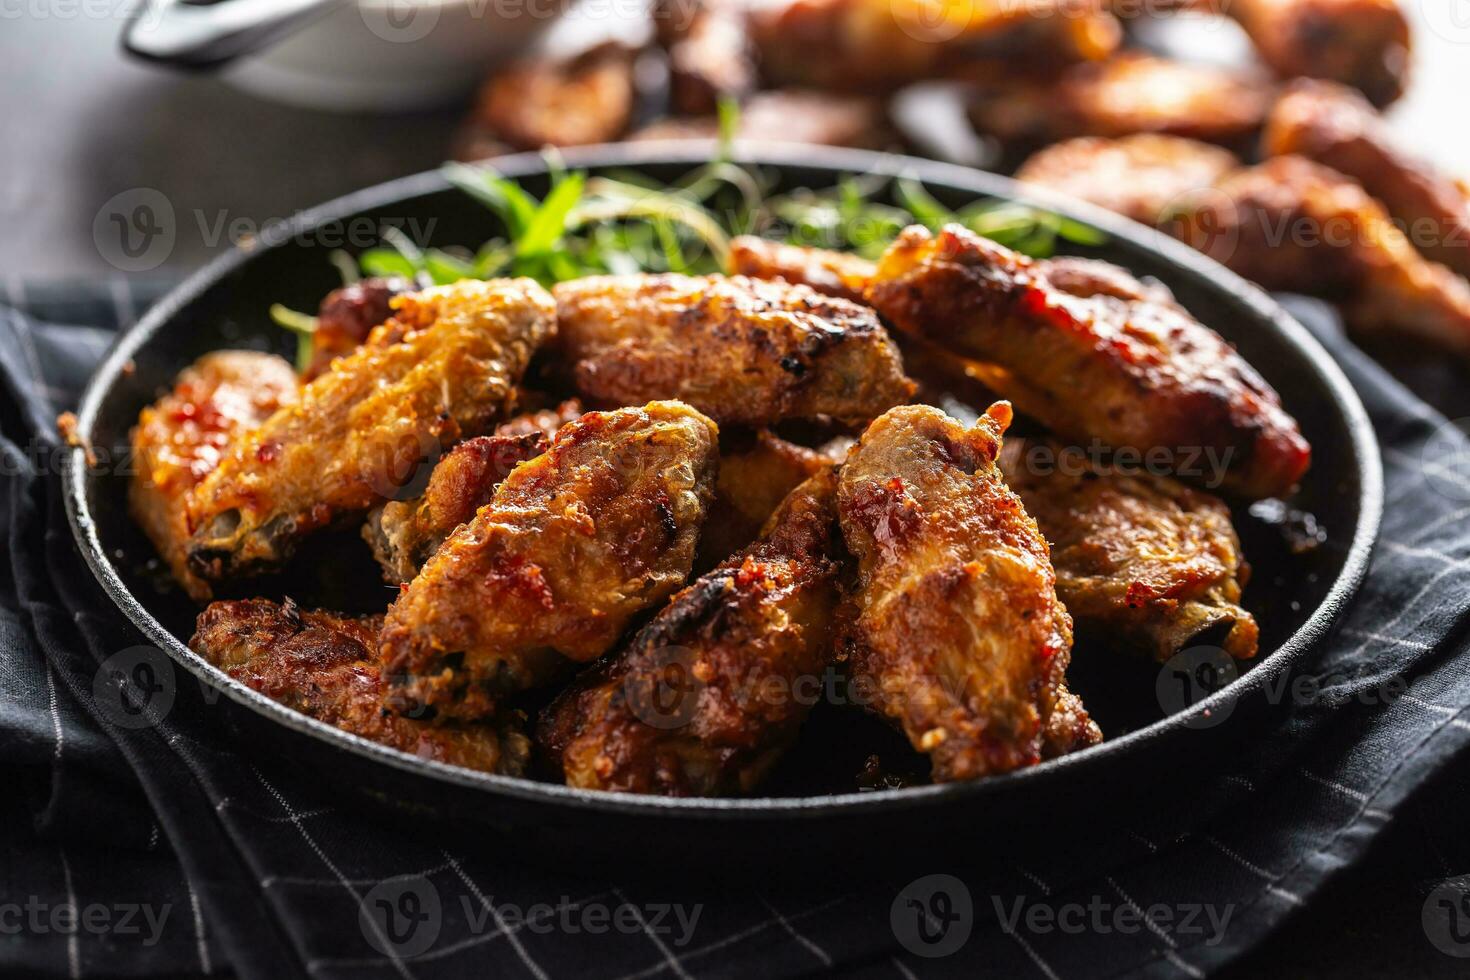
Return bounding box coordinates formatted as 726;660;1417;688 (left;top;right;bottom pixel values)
1228;0;1409;107
379;402;720;722
654;0;756;114
698;430;834;570
465;42;637;152
191;599;528;774
728;236;876;304
493;398;584;440
999;438;1258;661
1265;80;1470;280
867;224;1310;499
838;404;1100;780
553;273;913;427
185;278;556;581
304;278;409;381
540;468;841;795
748;0;1120;93
1168;156;1470;356
629;90;897;149
968;54;1274;151
1016;135;1240;226
129;352;299;601
365;433;548;583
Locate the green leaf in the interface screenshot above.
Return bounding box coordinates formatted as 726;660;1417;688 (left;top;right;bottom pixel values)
895;177;955;231
424;248;475;285
716;97;740;161
517;172;586;258
269;304;319;374
359;249;419;280
443;162;537;237
328;249;360;286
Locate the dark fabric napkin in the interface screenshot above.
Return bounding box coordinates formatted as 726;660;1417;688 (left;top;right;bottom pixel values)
4;280;1470;980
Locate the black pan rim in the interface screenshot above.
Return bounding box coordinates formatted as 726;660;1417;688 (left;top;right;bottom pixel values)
62;142;1384;819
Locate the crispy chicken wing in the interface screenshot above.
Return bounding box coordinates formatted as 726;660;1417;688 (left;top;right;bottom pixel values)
364;400;584;582
748;0;1120;93
130;352;299;601
304;277;409;381
999;438;1258;661
540;468;841;794
455;42;638;158
967;54;1274;152
838;404;1100;780
698;430;834;570
1265;80;1470;281
654;0;756;114
866;224;1311;500
191;599;529;774
1015;135;1240;226
1168;156;1470;355
629;90;898;149
186;278;556;582
379;402;720;722
728;236;876;304
553;273;913;427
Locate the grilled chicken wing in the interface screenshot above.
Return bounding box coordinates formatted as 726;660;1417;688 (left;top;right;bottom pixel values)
728;236;876;304
1265;80;1470;281
458;42;637;156
364;400;584;582
698;430;835;570
379;402;720;722
304;277;409;381
629;90;898;148
553;273;913;427
838;403;1100;780
1226;0;1409;107
967;54;1274;152
186;278;556;582
192;599;529;774
130;352;299;601
654;0;757;115
1016;135;1240;227
540;468;841;794
1168;156;1470;355
748;0;1120;93
866;224;1310;500
999;438;1258;661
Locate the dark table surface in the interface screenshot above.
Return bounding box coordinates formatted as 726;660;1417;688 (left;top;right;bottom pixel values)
4;6;1470;979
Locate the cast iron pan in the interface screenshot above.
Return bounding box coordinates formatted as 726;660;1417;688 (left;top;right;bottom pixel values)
63;145;1382;872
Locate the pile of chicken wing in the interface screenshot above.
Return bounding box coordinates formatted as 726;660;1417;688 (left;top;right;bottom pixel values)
132;226;1310;795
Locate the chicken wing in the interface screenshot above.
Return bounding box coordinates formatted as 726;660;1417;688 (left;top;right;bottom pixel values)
728;236;876;304
697;430;834;570
629;90;898;149
304;277;409;381
838;403;1100;781
552;273;913;427
653;0;757;115
191;599;529;774
1226;0;1410;107
866;224;1311;500
540;468;841;794
1015;135;1240;227
1167;156;1470;355
455;42;638;158
379;402;720;722
130;352;299;601
967;54;1274;152
186;278;556;582
999;438;1258;662
1264;80;1470;281
748;0;1120;93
